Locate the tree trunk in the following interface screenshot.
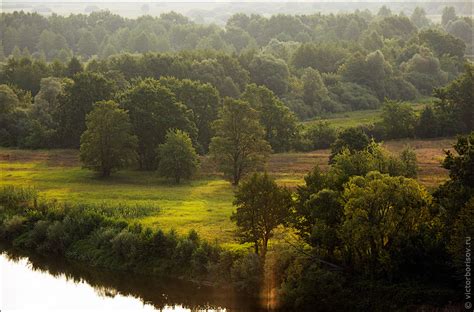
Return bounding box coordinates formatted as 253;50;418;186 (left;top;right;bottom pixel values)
254;241;259;255
102;167;110;177
261;236;269;261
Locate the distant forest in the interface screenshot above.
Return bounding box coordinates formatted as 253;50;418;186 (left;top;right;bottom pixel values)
0;6;473;150
1;7;472;107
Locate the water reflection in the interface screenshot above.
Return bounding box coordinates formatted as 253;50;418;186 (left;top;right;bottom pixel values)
0;246;262;311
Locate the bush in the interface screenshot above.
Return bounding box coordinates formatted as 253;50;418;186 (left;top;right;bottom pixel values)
0;185;37;212
1;215;27;239
231;253;263;294
329;82;380;110
280;261;346;311
302;121;337;150
379;100;417;139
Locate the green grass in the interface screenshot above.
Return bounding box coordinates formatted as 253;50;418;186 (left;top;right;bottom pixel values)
0;130;451;247
302;98;432;129
0;161;238;245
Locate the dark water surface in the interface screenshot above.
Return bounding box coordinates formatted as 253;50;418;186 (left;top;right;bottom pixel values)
0;247;262;311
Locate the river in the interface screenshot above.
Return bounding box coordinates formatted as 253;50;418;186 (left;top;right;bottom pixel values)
0;248;262;312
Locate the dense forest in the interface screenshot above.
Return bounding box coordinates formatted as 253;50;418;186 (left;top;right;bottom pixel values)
0;5;473;311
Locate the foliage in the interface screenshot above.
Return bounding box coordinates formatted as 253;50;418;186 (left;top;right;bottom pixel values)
209;98;271;185
434;63;473;133
341;172;432;275
80;100;137;177
241;84;298;152
0;186;225;280
157;129;199;184
248;54;289;96
379;100;417;139
231;173;293;259
56;72;114;147
157;77;220;153
301;121;337;150
329;127;370;162
119;78;196;170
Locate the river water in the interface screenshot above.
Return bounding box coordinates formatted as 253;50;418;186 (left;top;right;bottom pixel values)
0;248;262;312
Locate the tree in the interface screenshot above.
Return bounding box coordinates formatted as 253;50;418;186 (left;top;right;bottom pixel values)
435;132;474;243
410;7;430;28
302;188;343;256
0;84;19;115
292;43;348;73
241;84;298;152
56;72;114;147
77;31;99;57
1;57;51;94
415;105;439;138
157;130;199;184
119;78;196;170
434;64;474;133
209;98;271;185
446;19;473;45
418;29;465;58
231;172;293;259
302;121;337;150
80;101;137;177
379;100;417;139
66;56;83;77
340;51;392;100
158;77;220;153
248;54;289;96
441;6;457;27
442;132;474;189
329;127;370;162
341;171;432;275
301;68;331;114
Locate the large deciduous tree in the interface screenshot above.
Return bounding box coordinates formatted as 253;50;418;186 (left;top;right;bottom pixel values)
341;171;432;275
231;172;293;259
241;83;298;152
80;100;137;177
56;72;114;147
119;78;196;170
248;54;290;96
158;77;220;153
209;98;271;185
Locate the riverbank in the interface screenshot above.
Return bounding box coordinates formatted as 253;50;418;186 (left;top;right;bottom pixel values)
0;242;260;311
0;185;264;304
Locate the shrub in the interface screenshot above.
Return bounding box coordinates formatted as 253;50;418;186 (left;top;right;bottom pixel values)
0;185;37;212
303;121;337;150
230;253;263;294
1;215;27;239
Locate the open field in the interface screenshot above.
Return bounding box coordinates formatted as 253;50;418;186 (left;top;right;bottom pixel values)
303;100;430;129
0;137;454;246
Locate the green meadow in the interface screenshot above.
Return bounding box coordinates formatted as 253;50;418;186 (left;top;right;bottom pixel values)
0;157;239;246
0;135;452;248
303;99;431;129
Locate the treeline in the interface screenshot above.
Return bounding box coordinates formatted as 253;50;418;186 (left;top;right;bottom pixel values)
0;7;472;119
1;6;472;60
303;63;474;151
1;62;472;178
